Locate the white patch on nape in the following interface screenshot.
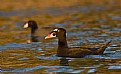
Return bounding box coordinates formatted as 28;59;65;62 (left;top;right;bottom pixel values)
53;29;59;32
23;23;28;28
53;29;58;31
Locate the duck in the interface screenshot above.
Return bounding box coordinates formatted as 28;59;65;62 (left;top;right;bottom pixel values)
23;20;56;43
45;28;111;58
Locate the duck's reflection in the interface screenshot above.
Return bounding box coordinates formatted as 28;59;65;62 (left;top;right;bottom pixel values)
59;57;69;66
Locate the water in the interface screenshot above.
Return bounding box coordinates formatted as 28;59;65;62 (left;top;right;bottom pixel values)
1;3;121;74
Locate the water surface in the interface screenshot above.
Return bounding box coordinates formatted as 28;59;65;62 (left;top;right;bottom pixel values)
1;3;121;74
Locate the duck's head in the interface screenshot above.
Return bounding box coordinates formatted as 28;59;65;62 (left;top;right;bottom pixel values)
23;20;38;29
45;28;67;39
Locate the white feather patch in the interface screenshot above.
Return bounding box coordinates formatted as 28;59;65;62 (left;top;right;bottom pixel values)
23;23;28;28
53;29;58;31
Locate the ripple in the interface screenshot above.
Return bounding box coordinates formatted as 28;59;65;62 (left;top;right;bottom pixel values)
111;16;121;20
45;68;83;73
99;34;109;37
18;58;29;61
0;66;44;72
108;64;121;69
87;69;96;73
35;55;58;60
0;43;31;51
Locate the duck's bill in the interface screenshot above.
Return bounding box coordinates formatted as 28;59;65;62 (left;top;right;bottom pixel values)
23;23;28;28
45;33;56;39
45;34;52;39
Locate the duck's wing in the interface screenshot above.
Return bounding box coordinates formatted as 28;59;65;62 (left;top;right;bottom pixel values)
73;40;112;51
68;47;96;58
71;46;99;50
68;40;112;57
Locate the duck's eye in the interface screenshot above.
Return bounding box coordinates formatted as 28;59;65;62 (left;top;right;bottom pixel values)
52;33;56;36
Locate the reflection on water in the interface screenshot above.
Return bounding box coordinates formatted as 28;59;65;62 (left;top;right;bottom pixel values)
60;58;69;66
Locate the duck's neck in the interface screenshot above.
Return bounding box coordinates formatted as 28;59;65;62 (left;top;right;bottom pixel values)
58;37;68;49
31;28;37;36
31;28;39;42
57;36;68;57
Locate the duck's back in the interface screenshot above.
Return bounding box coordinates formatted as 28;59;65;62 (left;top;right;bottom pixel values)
57;47;98;58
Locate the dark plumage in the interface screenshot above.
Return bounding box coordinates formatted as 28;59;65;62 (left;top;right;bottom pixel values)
45;28;111;58
23;20;39;42
23;20;55;43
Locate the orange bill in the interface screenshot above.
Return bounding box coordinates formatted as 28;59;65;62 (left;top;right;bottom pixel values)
45;34;52;39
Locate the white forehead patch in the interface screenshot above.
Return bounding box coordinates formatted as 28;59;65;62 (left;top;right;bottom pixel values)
53;29;59;32
23;23;28;28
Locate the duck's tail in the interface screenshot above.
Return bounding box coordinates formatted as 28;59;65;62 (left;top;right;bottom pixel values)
97;40;112;54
